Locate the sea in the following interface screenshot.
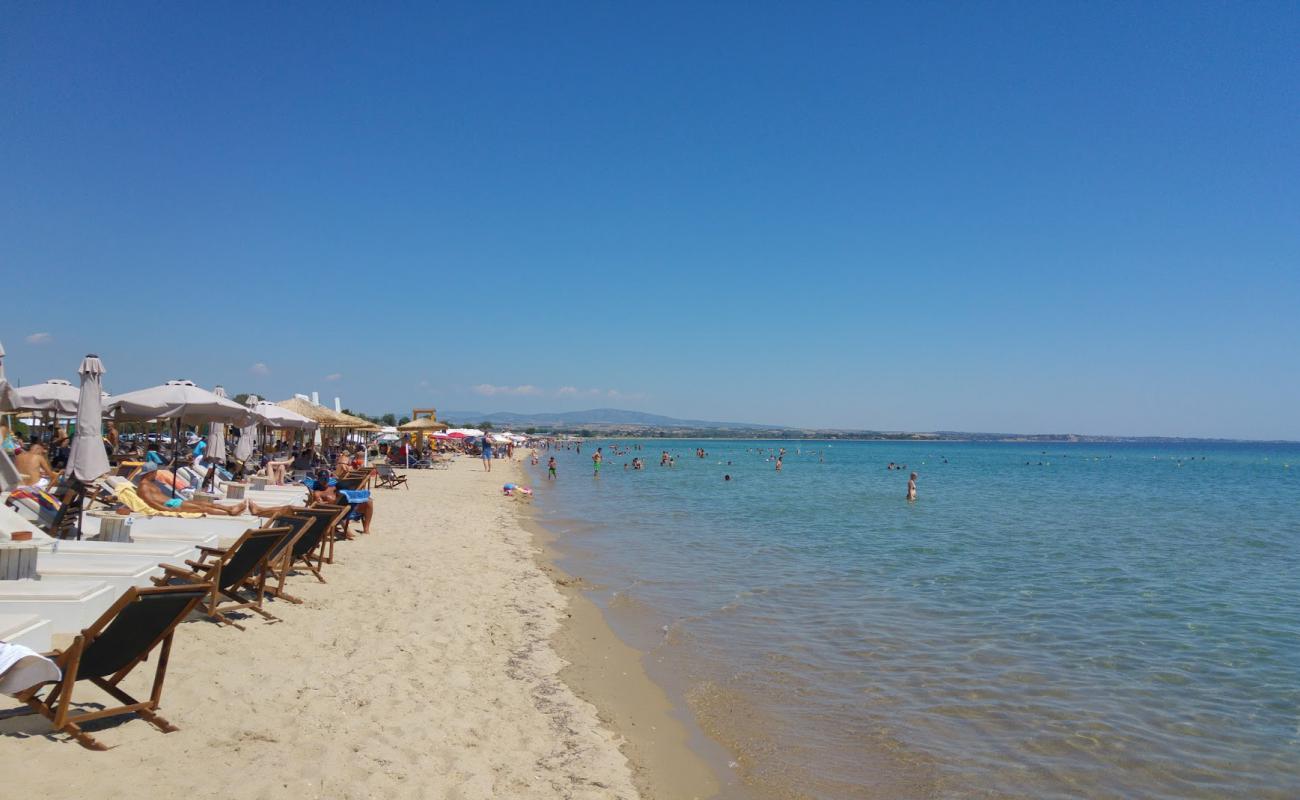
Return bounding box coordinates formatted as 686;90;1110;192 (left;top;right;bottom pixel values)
525;440;1300;799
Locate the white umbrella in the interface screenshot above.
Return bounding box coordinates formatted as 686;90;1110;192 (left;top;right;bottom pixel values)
15;379;80;415
107;380;254;425
252;400;318;430
207;386;229;461
65;355;110;483
234;394;258;462
107;379;255;495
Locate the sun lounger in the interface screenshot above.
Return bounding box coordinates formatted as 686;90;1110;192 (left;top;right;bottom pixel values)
12;583;209;749
297;504;349;563
81;507;255;546
35;552;163;595
0;579;117;635
375;464;409;490
0;614;52;651
235;514;318;604
153;526;292;629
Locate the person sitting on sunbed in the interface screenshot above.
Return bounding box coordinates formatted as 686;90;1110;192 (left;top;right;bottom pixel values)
14;441;57;489
144;442;167;466
308;469;373;534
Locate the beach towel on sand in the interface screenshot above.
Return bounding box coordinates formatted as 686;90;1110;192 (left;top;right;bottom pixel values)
0;642;60;696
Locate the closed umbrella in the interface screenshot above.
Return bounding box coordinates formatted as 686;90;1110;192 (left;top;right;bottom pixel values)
64;355;110;484
207;386;229;462
0;340;21;491
0;339;19;412
234;395;258;462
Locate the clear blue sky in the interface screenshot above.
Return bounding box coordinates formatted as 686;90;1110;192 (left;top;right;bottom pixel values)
3;2;1297;438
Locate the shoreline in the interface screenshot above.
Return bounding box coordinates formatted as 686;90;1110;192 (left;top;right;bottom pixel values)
515;458;730;800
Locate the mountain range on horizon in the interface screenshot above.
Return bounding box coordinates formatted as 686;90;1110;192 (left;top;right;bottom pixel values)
436;408;1293;443
439;408;783;431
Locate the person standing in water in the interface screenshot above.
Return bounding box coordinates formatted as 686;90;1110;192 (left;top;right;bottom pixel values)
592;447;602;477
547;456;557;480
907;472;918;501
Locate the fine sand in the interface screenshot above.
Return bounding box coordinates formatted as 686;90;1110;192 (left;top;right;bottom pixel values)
1;455;710;799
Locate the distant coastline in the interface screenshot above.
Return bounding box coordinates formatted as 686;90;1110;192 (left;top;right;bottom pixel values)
440;408;1297;444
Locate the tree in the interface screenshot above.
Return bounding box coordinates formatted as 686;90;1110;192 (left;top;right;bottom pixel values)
479;421;494;431
381;413;397;427
233;392;252;405
524;427;537;435
398;416;411;426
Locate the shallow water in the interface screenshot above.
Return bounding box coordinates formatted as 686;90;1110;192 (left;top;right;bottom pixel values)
528;441;1300;799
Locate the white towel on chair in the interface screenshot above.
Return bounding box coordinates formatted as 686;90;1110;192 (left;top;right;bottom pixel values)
0;642;60;695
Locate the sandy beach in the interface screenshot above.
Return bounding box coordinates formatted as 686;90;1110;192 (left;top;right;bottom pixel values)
1;455;712;799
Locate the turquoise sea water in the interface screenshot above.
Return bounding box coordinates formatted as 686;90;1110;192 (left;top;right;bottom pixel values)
527;440;1300;799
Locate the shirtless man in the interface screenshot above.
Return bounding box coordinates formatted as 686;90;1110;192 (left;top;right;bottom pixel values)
907;472;918;502
15;442;57;488
133;475;249;516
300;471;373;534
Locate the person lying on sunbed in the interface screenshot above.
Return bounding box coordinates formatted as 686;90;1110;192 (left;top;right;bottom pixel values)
132;474;249;516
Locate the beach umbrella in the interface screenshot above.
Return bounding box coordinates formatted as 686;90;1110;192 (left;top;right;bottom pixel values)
64;354;110;484
206;386;229;462
234;395;258;462
15;379;80;415
397;417;448;432
0;339;19;413
107;380;254;425
107;379;255;495
255;400;319;430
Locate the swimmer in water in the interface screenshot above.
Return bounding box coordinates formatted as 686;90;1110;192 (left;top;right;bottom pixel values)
907;472;918;501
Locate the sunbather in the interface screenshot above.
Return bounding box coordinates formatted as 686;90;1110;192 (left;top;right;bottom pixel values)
133;474;248;515
14;442;57;488
309;469;373;534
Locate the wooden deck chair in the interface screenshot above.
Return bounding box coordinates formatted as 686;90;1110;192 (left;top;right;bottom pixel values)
249;513;316;603
153;526;292;629
335;473;370;491
375;463;409;490
255;512;329;602
295;504;349;565
13;583;210;750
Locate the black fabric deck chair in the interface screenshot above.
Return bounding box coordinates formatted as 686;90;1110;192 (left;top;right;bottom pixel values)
375;463;409;490
334;474;369;491
257;512;328;602
295;504;350;564
153;526;292;629
14;584;209;750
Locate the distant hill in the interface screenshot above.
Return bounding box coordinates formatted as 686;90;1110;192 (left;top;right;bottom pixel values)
440;408;786;431
434;408;1293;443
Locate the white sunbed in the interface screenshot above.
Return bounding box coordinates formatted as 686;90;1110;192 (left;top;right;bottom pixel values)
0;613;52;651
0;580;117;636
0;503;197;563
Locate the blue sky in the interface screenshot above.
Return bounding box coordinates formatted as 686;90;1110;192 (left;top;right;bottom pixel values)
3;2;1297;438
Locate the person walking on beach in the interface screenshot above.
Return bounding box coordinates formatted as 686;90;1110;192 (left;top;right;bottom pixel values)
907;472;918;501
547;456;557;480
482;434;493;472
592;447;602;477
